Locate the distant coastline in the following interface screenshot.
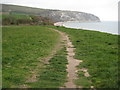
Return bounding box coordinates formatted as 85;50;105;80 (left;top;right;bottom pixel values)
54;21;118;35
54;21;101;26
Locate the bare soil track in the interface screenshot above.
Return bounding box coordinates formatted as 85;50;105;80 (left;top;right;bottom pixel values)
50;28;82;88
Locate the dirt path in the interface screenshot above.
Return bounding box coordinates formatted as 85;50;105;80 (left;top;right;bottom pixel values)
49;28;83;88
65;36;83;88
50;28;93;89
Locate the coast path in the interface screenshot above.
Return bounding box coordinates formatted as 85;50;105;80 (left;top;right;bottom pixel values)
21;27;91;88
49;28;83;88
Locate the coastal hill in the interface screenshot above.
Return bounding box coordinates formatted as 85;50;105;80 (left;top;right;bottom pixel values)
1;4;100;22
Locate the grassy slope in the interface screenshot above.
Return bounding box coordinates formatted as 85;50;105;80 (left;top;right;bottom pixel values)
2;4;46;15
2;14;30;19
50;26;118;88
2;26;60;88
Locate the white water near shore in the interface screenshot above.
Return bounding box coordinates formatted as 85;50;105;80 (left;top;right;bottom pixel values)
62;21;118;35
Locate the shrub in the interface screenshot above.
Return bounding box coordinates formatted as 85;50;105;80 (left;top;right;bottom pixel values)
2;14;54;25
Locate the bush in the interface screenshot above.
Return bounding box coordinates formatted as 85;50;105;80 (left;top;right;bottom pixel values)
2;14;54;25
3;16;17;25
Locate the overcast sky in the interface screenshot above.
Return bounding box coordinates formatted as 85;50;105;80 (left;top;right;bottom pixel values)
1;0;119;21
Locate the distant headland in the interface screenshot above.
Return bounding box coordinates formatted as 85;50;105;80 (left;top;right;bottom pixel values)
1;4;100;23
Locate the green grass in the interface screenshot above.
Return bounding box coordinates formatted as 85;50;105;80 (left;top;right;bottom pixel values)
27;47;68;88
50;26;118;88
3;25;119;88
2;26;60;88
75;70;91;88
2;14;31;20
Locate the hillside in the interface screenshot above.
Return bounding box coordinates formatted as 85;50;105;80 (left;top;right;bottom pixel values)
1;4;100;22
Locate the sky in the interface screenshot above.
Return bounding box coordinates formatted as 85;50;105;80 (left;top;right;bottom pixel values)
1;0;120;21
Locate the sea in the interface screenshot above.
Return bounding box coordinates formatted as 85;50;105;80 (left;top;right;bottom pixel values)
63;21;119;35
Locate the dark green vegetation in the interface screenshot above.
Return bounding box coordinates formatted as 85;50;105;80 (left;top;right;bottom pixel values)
28;47;67;88
2;14;53;25
50;26;118;88
2;26;61;88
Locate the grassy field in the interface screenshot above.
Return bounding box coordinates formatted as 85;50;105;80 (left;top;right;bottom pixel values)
2;26;61;88
2;25;119;88
27;47;68;88
50;26;118;88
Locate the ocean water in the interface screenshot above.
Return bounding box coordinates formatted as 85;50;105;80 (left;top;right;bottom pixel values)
63;21;118;35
